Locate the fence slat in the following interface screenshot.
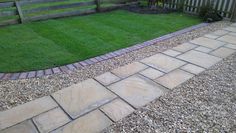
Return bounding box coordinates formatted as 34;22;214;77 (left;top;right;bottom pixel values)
19;0;66;6
0;10;17;17
0;1;14;8
15;1;24;23
0;18;19;26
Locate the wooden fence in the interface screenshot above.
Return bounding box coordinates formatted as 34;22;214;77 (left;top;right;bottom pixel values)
164;0;235;19
0;0;138;26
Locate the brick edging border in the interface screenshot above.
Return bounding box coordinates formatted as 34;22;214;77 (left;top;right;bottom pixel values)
0;23;209;80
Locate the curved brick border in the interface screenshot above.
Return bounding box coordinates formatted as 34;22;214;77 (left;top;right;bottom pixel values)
0;23;208;80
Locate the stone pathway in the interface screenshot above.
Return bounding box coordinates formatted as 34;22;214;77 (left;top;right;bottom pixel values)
0;23;236;133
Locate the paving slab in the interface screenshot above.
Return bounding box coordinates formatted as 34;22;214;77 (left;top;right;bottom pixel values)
52;79;116;119
33;107;70;133
108;75;167;108
204;34;219;39
0;120;38;133
217;35;236;45
177;50;221;68
172;43;197;52
0;96;58;130
155;69;194;89
181;64;205;75
225;43;236;50
95;72;120;86
190;37;225;49
141;53;186;73
228;32;236;36
212;30;229;36
139;68;164;80
194;46;212;53
210;47;235;58
111;62;147;78
163;49;181;57
100;99;135;122
51;110;112;133
223;26;236;32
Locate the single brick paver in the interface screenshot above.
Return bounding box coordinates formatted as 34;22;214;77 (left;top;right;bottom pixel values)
141;53;186;73
33;107;70;133
100;99;135;122
52;79;116;119
108;75;167;108
0;96;58;130
51;110;112;133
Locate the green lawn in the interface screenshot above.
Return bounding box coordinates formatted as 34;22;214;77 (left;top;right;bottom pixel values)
0;10;202;72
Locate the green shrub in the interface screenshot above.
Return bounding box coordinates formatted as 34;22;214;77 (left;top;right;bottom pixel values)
199;1;223;22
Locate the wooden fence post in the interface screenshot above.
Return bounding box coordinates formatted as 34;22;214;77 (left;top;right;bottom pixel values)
15;1;24;23
231;0;236;22
95;0;101;12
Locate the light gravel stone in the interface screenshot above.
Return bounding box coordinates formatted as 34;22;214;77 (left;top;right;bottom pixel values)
0;21;231;112
103;52;236;133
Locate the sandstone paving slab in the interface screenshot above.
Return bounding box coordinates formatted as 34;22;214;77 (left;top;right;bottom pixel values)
204;34;219;39
141;53;186;73
111;62;148;78
100;99;135;122
0;120;38;133
194;46;212;53
155;69;194;89
52;79;116;119
108;75;167;108
181;64;205;75
210;47;235;58
51;110;112;133
228;32;236;36
177;50;222;68
190;37;225;49
172;43;197;52
217;35;236;45
163;49;181;57
223;26;236;32
33;107;70;133
139;68;164;80
95;72;120;86
0;96;58;130
225;44;236;50
212;30;229;36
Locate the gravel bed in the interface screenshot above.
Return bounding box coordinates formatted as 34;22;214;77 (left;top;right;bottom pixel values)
0;21;231;111
103;52;236;133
